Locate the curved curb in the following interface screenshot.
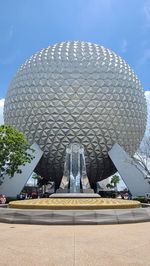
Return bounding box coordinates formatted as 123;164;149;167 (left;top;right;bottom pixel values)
0;207;150;225
8;198;140;210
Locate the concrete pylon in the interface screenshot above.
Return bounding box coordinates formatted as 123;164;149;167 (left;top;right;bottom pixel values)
0;143;43;197
108;143;150;198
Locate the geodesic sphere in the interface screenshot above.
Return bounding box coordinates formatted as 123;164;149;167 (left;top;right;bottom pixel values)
4;41;147;186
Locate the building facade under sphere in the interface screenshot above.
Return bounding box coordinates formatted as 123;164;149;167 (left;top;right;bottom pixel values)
4;41;147;188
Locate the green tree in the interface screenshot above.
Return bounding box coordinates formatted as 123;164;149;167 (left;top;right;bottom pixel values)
106;183;114;190
0;125;34;183
32;173;43;186
134;136;150;179
111;175;120;191
106;175;120;191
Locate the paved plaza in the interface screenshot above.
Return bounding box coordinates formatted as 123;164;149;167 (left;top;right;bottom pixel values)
0;222;150;266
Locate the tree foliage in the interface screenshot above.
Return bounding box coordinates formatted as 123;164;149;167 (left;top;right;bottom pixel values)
106;175;120;190
111;175;120;186
32;172;44;184
0;125;34;182
134;136;150;178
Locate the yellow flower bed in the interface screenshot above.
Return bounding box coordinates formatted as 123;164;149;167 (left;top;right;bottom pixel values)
9;198;140;210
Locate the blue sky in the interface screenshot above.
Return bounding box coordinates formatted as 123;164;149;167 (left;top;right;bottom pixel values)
0;0;150;98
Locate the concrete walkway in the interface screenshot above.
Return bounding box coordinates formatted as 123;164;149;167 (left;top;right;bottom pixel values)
0;222;150;266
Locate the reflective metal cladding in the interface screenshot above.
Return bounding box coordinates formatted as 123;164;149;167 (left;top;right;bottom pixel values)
4;41;147;186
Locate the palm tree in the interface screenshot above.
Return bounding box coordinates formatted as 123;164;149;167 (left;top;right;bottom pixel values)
106;175;120;191
110;175;120;191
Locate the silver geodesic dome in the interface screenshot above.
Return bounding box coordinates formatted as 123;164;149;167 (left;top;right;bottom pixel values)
4;41;147;187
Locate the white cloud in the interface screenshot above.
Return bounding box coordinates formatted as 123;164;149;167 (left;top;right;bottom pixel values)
8;25;14;41
145;91;150;134
138;48;150;65
145;90;150;98
0;99;4;125
121;40;128;53
1;24;15;43
143;1;150;24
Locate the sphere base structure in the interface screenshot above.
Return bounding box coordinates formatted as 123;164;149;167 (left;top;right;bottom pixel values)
1;206;150;225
